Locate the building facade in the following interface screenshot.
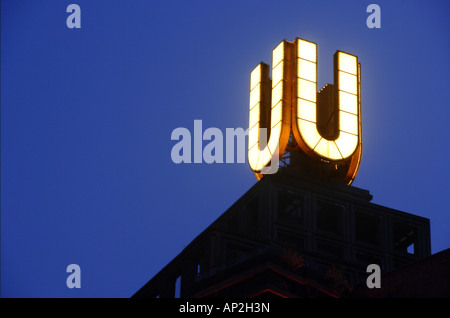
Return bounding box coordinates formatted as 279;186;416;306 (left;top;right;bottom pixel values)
133;169;433;298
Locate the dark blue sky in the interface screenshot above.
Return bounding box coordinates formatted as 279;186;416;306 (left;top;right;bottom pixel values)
1;0;449;297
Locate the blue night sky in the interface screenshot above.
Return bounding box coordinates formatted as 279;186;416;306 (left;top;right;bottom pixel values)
1;0;449;297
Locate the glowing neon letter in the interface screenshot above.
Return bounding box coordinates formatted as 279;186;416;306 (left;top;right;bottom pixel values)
248;41;291;177
293;38;361;162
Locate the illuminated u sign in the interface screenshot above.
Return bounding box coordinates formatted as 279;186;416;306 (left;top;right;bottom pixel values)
248;38;362;185
248;41;292;173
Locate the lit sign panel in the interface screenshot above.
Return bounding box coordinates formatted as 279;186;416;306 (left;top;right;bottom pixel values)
248;38;362;185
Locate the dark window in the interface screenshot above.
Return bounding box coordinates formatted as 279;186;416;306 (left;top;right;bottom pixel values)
393;222;417;255
195;253;207;276
174;276;181;298
316;201;344;236
277;189;305;224
355;210;382;246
